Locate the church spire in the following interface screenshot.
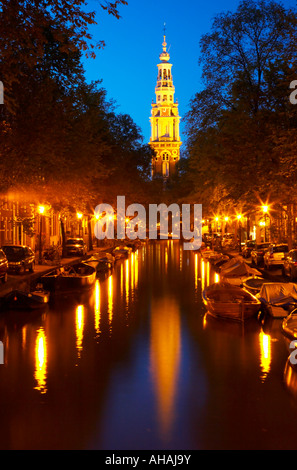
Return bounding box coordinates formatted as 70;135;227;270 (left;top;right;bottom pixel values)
149;30;182;179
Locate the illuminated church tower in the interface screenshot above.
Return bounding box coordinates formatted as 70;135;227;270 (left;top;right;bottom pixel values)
149;32;182;178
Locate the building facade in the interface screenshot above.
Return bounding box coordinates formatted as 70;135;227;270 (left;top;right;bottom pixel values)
149;34;182;178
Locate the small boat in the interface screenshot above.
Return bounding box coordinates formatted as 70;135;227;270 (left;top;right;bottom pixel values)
201;249;217;260
257;283;297;318
125;240;141;252
220;258;261;286
242;276;266;295
112;245;132;259
211;253;230;268
202;282;261;322
41;262;96;293
2;286;50;310
282;311;297;341
84;252;114;273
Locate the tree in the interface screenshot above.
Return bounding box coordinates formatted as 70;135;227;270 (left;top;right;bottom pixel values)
183;0;297;221
0;0;128;113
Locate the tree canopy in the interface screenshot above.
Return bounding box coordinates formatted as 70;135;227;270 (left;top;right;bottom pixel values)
0;0;154;217
183;0;297;221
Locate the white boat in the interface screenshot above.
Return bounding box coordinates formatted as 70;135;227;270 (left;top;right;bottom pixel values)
257;283;297;318
202;282;261;322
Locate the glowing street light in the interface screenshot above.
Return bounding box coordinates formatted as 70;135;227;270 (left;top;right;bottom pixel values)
262;205;269;242
237;214;242;252
77;212;83;236
38;205;45;264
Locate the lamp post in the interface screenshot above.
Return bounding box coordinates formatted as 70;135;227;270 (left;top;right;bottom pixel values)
262;205;268;242
237;214;242;252
77;212;83;237
38;205;45;264
215;216;219;233
224;216;229;234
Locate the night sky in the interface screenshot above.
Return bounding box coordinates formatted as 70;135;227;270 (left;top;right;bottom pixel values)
82;0;297;145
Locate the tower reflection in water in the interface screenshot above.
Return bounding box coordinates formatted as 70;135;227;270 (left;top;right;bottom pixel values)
150;297;181;441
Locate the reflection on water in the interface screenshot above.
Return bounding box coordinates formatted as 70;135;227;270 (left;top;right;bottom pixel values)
1;241;297;449
75;305;84;359
108;274;113;330
34;327;47;394
150;297;181;440
259;331;271;382
94;280;101;336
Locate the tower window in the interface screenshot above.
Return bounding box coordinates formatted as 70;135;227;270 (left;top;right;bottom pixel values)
162;161;169;177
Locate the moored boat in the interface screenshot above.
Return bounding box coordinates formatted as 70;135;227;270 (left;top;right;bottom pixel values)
242;276;266;295
84;252;114;273
41;262;96;293
257;282;297;318
202;282;261;322
112;245;132;259
201;249;217;260
282;311;297;340
1;287;50;310
220;258;261;286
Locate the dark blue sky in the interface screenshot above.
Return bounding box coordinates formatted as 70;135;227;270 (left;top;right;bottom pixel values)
82;0;297;145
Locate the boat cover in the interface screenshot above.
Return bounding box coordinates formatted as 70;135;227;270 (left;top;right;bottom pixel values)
219;257;240;271
258;283;297;306
221;259;261;277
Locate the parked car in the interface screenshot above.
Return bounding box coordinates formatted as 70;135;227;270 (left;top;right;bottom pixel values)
250;242;270;266
0;249;8;283
282;249;297;280
64;238;87;257
2;245;35;274
242;240;256;258
263;244;289;270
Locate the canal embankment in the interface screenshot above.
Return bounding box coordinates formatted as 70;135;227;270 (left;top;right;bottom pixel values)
0;245;114;298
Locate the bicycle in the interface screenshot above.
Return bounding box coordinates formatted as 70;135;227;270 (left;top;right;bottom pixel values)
42;245;62;265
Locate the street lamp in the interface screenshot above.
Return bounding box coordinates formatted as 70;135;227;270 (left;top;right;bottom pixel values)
38;205;45;264
77;212;83;237
215;216;219;232
224;216;229;234
262;205;269;242
237;214;242;252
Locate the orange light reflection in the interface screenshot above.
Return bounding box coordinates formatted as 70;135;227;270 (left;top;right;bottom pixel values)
34;327;48;394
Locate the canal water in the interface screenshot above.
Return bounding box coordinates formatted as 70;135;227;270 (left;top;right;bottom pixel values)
0;240;297;450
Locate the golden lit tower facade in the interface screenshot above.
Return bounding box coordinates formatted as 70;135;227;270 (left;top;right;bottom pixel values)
150;33;182;178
